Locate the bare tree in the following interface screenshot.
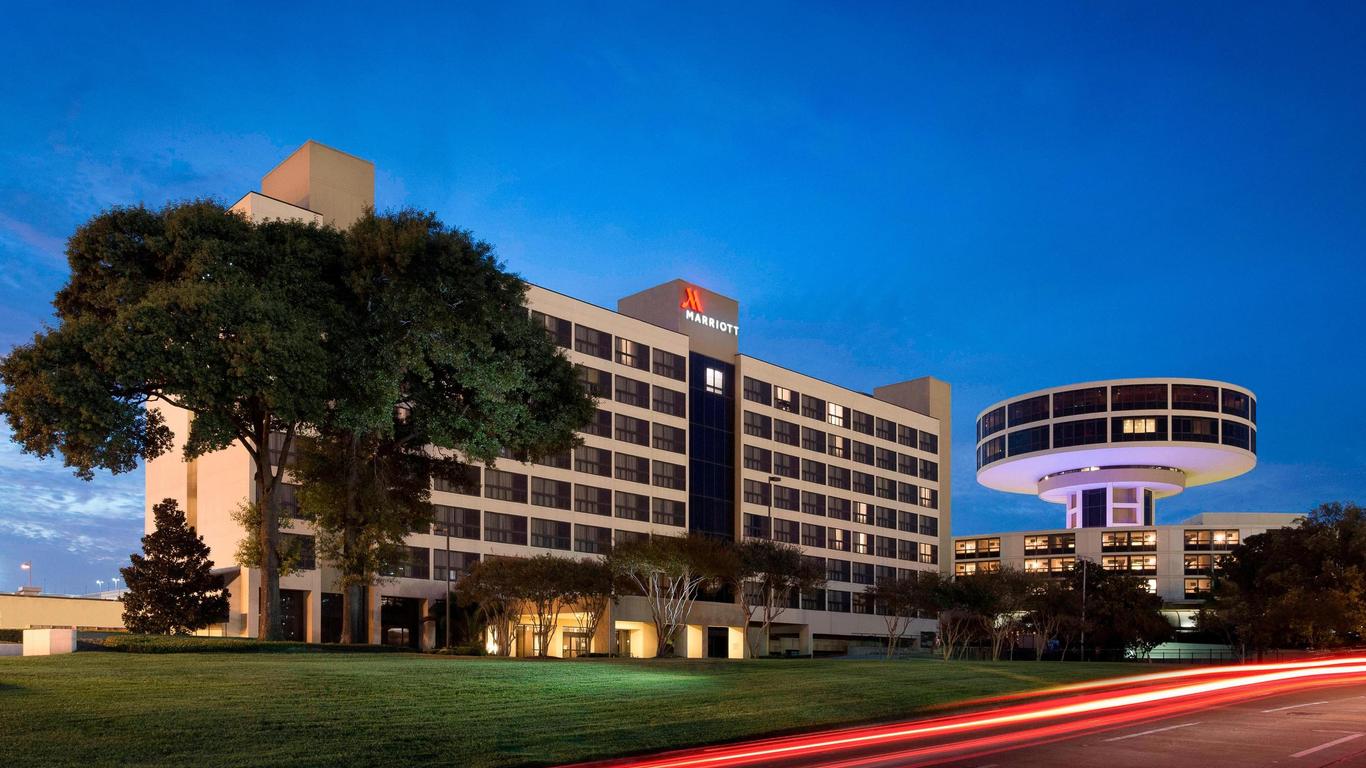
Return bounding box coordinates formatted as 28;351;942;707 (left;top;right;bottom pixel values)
608;535;735;657
733;540;825;657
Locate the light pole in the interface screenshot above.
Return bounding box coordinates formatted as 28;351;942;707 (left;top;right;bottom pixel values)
443;511;452;651
20;561;32;586
766;475;781;539
1078;556;1089;662
96;579;105;594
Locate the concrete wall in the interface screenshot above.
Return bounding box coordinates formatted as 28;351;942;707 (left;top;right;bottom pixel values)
0;594;124;630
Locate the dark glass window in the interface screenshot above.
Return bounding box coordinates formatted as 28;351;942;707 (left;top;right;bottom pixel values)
433;550;479;582
484;470;527;503
531;518;571;550
614;491;649;521
614;453;650;484
1172;416;1218;443
876;447;896;471
774;485;800;511
875;506;896;529
852;471;875;496
826;559;850;583
1221;389;1251;419
774;419;799;446
615;376;650;409
1008;395;1050;426
483;512;527;545
800;394;826;420
828;466;850;490
530;477;571;510
743;445;772;472
652;386;686;417
651;498;685;527
742;411;771;439
773;518;799;544
1053;387;1107;417
1112;415;1168;442
801;427;827;453
801;491;826;516
1172;384;1218;412
1221;420;1251;450
852;440;874;466
897;510;918;533
432;505;480;539
652;461;686;490
574;524;613;554
615;413;649;445
1112;383;1167;410
653;423;686;453
773;452;799;479
574;485;612;516
743;377;771;405
530;311;572;347
432;464;481;496
743;479;770;505
574;446;611;476
852;562;875;585
381;546;429;579
919;515;939;536
1007;425;1050;456
801;523;826;548
919;459;938;482
1053;418;1107;448
875;476;897;500
976;436;1005;469
615;338;650;370
827;497;851;521
582;408;612;438
977;407;1006;440
616;529;650;546
919;432;938;455
534;449;571;470
652;349;687;381
897;424;918;447
1082;488;1107;528
897;453;918;476
851;410;875;436
897;482;917;505
801;459;826;485
573;325;612;359
743;513;771;539
576;365;612;399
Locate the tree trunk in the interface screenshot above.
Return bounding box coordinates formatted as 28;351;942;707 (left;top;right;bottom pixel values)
342;583;367;644
253;437;283;640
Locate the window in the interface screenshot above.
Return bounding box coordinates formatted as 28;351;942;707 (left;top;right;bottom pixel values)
828;465;850;490
774;386;797;413
1054;418;1107;448
484;470;528;503
976;436;1005;469
653;423;686;454
875;418;896;442
898;453;918;476
1222;420;1252;450
531;478;571;509
955;560;1002;576
433;464;481;496
1221;388;1251;419
1172;384;1218;412
801;427;827;453
826;559;851;582
1008;425;1050;456
531;518;571;550
850;410;874;436
977;407;1005;440
827;496;851;521
432;505;480;539
1053;387;1107;416
1024;556;1074;574
826;402;847;427
801;589;826;611
652;461;686;490
615;453;650;484
897;510;918;533
801;491;826;516
616;529;650;546
534;449;571;470
283;533;316;570
577;365;612;398
853;501;873;525
574;446;612;476
652;498;686;527
1184;553;1214;574
1008;394;1050;426
574;325;612;359
1102;530;1157;551
1184;577;1212;599
615;491;650;521
434;549;479;582
615;376;650;409
1172;416;1218;443
801;523;827;548
574;485;612;516
743;479;771;505
1112;383;1167;410
801;394;826;420
919;515;938;536
852;531;871;555
574;524;613;554
828;434;849;459
875;536;897;558
919;542;938;565
876;448;896;471
582;408;612;438
705;367;725;395
919;487;938;509
483;512;527;545
875;506;897;529
774;518;799;544
853;471;875;495
876;476;897;500
1102;554;1157;575
744;513;772;539
382;546;429;579
919;459;938;482
743;411;772;439
897;540;915;561
652;386;686;417
743;445;772;472
652;349;686;381
774;452;799;479
774;485;800;511
531;311;572;347
1024;534;1073;554
853;441;873;465
615;338;649;370
955;537;1001;559
1113;415;1168;441
774;419;799;446
277;483;301;518
743;377;771;405
801;459;827;485
614;413;649;445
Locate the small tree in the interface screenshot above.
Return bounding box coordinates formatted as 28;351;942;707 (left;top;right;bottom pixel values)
520;555;576;658
120;498;230;634
609;534;735;657
1024;576;1079;660
457;558;520;656
868;573;934;658
734;540;825;658
565;558;615;654
972;568;1035;660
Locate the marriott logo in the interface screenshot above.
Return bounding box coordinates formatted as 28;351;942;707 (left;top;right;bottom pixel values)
680;286;738;336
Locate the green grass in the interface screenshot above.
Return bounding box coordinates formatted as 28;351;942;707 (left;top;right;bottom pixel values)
1;652;1141;767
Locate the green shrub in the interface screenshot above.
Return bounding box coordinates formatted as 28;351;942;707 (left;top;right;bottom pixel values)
78;633;408;654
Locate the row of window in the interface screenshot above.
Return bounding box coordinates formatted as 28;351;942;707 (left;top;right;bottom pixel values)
742;377;939;454
480;509;681;549
979;384;1257;440
977;416;1258;467
950;567;1218;599
576;367;687;417
741;497;940;534
741;471;939;510
429;455;688;500
742;415;939;479
947;529;1243;560
742;513;939;562
532;310;687;381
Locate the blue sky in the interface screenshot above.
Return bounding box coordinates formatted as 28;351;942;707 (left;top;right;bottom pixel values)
2;2;1364;593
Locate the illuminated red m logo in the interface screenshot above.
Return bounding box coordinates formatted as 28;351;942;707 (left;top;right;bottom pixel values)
680;287;703;312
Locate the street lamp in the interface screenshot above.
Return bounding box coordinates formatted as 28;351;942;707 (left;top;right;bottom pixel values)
96;579;105;593
442;510;452;651
766;475;781;539
20;561;32;585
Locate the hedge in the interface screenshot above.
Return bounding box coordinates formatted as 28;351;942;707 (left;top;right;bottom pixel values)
78;633;409;654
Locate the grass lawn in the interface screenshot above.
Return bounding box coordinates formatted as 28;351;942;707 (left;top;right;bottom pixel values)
1;653;1141;767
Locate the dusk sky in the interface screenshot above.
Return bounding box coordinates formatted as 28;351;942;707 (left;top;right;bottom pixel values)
2;3;1363;593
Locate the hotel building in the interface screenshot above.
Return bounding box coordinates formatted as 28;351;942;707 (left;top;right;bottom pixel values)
956;378;1298;617
145;141;951;656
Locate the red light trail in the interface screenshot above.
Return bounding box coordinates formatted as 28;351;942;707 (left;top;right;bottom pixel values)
570;656;1366;768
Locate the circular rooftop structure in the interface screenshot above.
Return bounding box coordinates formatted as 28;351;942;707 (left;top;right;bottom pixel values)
975;378;1257;528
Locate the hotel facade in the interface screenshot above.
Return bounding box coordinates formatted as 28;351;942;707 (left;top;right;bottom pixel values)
146;142;951;657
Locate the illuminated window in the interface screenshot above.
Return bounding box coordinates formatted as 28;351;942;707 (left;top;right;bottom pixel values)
1184;577;1212;599
1210;529;1240;548
1143;579;1157;594
827;403;847;427
774;386;796;413
1122;418;1157;434
705;367;724;395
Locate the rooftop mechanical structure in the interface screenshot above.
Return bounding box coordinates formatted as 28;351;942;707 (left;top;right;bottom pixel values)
975;378;1257;529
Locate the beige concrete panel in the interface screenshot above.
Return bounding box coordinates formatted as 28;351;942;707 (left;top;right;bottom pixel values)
0;594;124;630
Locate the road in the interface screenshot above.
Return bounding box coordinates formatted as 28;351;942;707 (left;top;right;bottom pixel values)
572;657;1366;768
